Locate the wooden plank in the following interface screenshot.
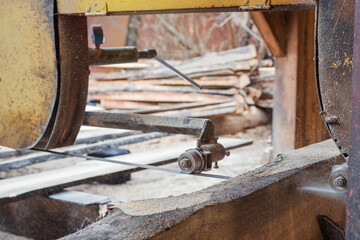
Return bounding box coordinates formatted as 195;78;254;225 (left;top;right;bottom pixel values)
91;45;257;81
101;100;159;110
61;140;344;240
0;138;251;204
129;100;231;114
272;11;328;154
89;84;237;96
89;92;231;103
294;11;329;149
250;12;288;57
89;77;242;89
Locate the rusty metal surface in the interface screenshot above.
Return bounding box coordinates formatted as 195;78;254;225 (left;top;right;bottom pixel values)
346;0;360;237
0;0;58;149
316;0;354;157
317;215;344;240
83;112;215;143
36;16;90;149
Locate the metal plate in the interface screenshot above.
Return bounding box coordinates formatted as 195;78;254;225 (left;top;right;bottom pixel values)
0;0;57;149
316;0;354;157
57;0;316;14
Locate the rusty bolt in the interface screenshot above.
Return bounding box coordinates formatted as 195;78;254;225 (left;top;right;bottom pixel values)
333;175;347;189
179;158;191;168
325;116;338;125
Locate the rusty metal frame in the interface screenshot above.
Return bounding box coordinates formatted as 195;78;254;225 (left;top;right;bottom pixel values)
56;0;316;15
345;0;360;238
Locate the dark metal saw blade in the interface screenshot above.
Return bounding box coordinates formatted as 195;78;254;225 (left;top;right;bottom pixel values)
316;0;355;157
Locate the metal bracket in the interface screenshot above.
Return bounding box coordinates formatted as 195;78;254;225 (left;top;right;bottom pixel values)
239;0;271;10
85;1;107;16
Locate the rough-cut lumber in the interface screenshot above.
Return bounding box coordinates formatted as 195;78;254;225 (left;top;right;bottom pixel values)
101;99;158;110
91;45;256;81
152;101;238;118
0;132;167;171
0;138;251;205
210;106;270;135
89;77;242;89
88;92;231;103
272;11;328;154
129;100;231;114
61;140;345;240
0;190;110;239
250;12;288;57
89;84;237;96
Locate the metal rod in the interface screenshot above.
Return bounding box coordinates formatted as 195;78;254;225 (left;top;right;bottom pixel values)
41;149;230;180
154;55;203;90
83;112;215;143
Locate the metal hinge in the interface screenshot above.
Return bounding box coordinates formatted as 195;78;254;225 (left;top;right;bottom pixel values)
85;1;108;16
239;0;271;10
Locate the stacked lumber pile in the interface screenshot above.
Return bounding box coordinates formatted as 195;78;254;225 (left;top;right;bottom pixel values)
88;45;274;134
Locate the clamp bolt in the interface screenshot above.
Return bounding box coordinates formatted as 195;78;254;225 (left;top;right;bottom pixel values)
333;175;347;189
179;158;191;168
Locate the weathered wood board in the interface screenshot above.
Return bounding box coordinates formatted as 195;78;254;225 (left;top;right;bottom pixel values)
61;140;345;240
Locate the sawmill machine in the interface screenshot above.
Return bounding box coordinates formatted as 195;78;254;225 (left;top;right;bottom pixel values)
1;0;360;237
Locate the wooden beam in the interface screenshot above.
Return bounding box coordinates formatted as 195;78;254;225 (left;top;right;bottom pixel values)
294;11;329;149
272;11;328;154
250;12;288;57
61;140;345;240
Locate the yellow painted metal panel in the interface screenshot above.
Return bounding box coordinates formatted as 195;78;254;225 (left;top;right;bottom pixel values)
0;0;57;149
57;0;315;14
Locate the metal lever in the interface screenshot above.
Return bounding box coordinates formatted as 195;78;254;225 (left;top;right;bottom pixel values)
154;55;203;90
83;112;228;173
89;24;202;90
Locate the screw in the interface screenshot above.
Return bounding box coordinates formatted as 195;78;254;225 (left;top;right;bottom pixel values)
179;158;191;168
225;150;230;156
334;175;347;188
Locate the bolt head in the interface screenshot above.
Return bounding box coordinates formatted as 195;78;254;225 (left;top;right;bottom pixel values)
334;175;347;188
179;158;191;168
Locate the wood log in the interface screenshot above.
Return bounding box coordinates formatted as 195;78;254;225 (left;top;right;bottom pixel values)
60;140;345;240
